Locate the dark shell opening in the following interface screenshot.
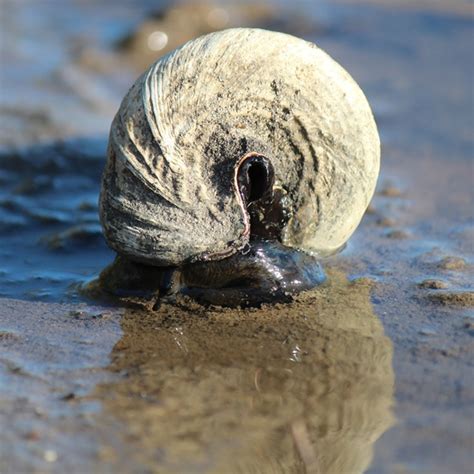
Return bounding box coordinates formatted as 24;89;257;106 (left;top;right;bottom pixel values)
237;154;274;204
236;153;290;242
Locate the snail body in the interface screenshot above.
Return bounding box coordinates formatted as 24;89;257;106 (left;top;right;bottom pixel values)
98;239;325;308
99;28;380;305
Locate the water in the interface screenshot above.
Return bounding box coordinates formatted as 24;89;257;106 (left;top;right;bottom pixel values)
0;1;473;473
0;138;112;301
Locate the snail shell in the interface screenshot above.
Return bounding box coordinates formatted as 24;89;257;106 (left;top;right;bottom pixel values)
100;28;380;267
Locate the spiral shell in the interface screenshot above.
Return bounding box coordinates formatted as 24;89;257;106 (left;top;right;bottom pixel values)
100;28;380;266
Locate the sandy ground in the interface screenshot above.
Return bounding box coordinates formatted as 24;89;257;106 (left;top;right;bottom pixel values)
0;1;473;473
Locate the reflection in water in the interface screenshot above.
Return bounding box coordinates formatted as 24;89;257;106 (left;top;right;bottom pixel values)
95;271;394;473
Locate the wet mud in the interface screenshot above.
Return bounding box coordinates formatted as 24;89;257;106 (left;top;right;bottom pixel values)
92;272;394;474
0;0;473;473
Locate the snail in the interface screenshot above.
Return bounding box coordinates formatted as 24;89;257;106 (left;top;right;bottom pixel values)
98;28;380;307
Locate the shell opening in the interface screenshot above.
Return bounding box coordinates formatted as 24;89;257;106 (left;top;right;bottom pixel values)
236;153;291;242
237;154;274;206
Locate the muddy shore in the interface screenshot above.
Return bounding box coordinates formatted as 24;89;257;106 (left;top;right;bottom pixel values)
0;1;473;473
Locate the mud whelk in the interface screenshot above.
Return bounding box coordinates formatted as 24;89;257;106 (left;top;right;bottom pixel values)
99;28;380;306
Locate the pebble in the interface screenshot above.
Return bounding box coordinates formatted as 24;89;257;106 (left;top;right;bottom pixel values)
0;330;21;342
463;320;474;330
419;327;437;336
437;256;467;271
379;185;403;197
376;217;396;227
23;430;40;441
386;229;409;239
68;310;104;320
428;291;474;308
60;392;76;401
418;279;448;290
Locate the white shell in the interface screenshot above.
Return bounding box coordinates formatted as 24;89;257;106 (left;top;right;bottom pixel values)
100;28;380;266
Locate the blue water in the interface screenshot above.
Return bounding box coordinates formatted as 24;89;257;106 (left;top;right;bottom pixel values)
0;138;114;300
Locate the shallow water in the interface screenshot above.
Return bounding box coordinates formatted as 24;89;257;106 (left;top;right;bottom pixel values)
0;1;473;473
93;273;394;474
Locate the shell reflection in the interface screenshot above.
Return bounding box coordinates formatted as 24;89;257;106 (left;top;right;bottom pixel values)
93;272;394;473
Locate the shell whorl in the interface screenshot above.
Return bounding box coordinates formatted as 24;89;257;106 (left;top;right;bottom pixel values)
100;28;380;266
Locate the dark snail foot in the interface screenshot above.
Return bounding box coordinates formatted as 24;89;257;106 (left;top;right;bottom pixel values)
181;239;325;307
86;256;177;305
90;240;325;308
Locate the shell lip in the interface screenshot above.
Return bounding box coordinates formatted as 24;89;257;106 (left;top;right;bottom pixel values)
190;152;280;264
233;151;269;241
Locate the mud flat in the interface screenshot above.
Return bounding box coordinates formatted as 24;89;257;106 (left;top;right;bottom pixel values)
0;1;473;473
